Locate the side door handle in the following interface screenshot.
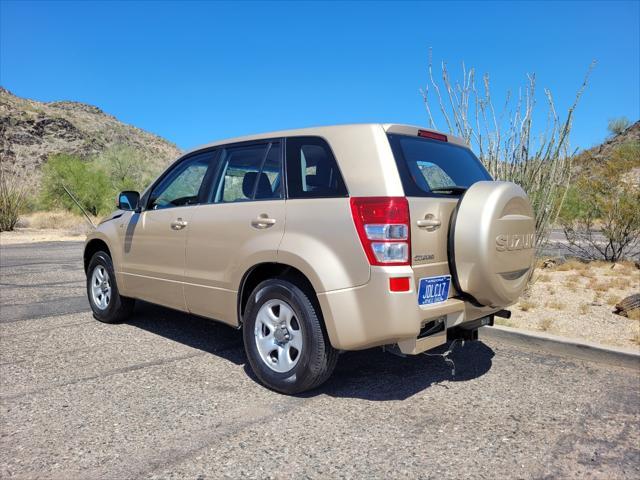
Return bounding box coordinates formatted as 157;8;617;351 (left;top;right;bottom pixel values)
251;214;276;229
416;216;441;229
171;218;188;230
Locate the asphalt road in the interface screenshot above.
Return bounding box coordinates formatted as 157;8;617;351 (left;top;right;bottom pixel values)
1;241;639;479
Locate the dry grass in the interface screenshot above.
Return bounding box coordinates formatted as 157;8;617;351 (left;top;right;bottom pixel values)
511;258;639;349
563;275;581;292
555;259;588;272
539;317;554;331
20;211;90;229
603;263;633;276
606;294;621;306
587;278;610;293
547;300;566;310
578;268;596;278
566;274;583;284
592;292;604;305
518;299;537;312
609;277;630;290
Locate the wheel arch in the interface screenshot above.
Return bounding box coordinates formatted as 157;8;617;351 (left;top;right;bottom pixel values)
237;263;321;326
84;239;111;273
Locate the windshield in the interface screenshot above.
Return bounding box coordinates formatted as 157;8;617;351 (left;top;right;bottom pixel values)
388;134;491;196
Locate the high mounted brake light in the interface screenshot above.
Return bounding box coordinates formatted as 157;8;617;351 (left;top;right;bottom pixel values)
350;197;411;266
418;130;447;142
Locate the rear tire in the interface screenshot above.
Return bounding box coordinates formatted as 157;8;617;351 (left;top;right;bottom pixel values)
243;279;338;394
86;251;134;324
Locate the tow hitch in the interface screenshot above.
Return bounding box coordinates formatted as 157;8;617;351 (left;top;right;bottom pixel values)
447;314;497;342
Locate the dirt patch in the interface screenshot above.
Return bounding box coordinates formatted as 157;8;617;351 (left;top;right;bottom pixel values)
0;228;87;245
1;210;98;244
505;260;640;350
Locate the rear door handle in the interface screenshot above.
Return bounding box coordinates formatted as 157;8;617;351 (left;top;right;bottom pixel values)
171;218;188;230
251;214;276;229
416;218;441;229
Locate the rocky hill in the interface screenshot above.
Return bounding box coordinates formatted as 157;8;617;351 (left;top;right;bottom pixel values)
572;120;640;185
0;87;181;178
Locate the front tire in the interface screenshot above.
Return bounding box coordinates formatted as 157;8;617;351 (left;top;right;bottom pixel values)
243;279;338;394
86;251;134;323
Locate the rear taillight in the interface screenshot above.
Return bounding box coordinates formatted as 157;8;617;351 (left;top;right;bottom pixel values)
350;197;411;266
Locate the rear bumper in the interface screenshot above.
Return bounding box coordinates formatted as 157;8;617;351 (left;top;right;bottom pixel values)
317;266;499;354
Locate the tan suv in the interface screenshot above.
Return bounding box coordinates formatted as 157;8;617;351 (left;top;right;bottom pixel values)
84;124;535;393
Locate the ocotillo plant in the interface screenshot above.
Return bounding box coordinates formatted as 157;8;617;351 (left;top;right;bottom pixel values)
420;50;595;249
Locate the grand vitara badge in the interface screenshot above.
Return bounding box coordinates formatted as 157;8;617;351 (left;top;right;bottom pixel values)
495;233;535;252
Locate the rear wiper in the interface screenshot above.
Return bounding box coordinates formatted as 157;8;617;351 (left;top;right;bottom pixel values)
429;186;468;194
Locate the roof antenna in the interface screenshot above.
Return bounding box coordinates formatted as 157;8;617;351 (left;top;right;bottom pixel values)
61;184;96;229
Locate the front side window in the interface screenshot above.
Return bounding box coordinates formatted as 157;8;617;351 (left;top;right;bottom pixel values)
388;134;492;196
213;142;283;203
148;153;213;210
285;137;347;199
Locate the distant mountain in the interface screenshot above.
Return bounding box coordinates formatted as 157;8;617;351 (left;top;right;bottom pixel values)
0;87;182;177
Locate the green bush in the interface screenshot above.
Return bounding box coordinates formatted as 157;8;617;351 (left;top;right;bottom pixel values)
560;143;640;261
40;154;112;216
95;145;158;193
607;117;631;136
38;146;166;217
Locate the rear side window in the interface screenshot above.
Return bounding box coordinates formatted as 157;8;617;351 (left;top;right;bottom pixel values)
286;136;347;199
388;134;491;196
213;142;283;203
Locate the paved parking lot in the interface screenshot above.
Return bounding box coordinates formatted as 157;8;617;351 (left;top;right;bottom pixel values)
1;241;639;479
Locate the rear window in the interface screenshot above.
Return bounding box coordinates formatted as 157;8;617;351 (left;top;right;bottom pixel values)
388;134;491;196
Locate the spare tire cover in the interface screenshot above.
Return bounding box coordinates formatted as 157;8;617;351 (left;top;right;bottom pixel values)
451;181;536;307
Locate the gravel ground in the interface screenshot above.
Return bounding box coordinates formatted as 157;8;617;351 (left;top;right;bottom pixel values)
1;241;639;479
509;260;640;350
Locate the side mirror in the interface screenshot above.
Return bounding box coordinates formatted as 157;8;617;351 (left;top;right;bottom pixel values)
117;191;140;211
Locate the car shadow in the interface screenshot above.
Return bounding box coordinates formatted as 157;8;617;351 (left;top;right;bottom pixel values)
126;301;246;366
309;341;494;401
127;301;494;401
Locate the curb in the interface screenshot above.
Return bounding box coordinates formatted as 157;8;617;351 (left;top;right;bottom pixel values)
480;325;640;370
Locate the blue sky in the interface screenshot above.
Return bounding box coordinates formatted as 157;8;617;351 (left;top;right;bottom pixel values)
1;1;638;152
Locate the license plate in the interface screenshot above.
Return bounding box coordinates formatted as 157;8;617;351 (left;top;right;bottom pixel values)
418;275;451;306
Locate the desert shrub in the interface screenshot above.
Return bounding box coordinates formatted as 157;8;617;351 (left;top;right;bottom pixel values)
606;294;621;306
95;145;159;193
518;299;537;311
547;300;566;310
608;117;631;136
40;154;112;216
421;50;594;247
539;317;554;331
560;143;640;261
0;165;29;231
